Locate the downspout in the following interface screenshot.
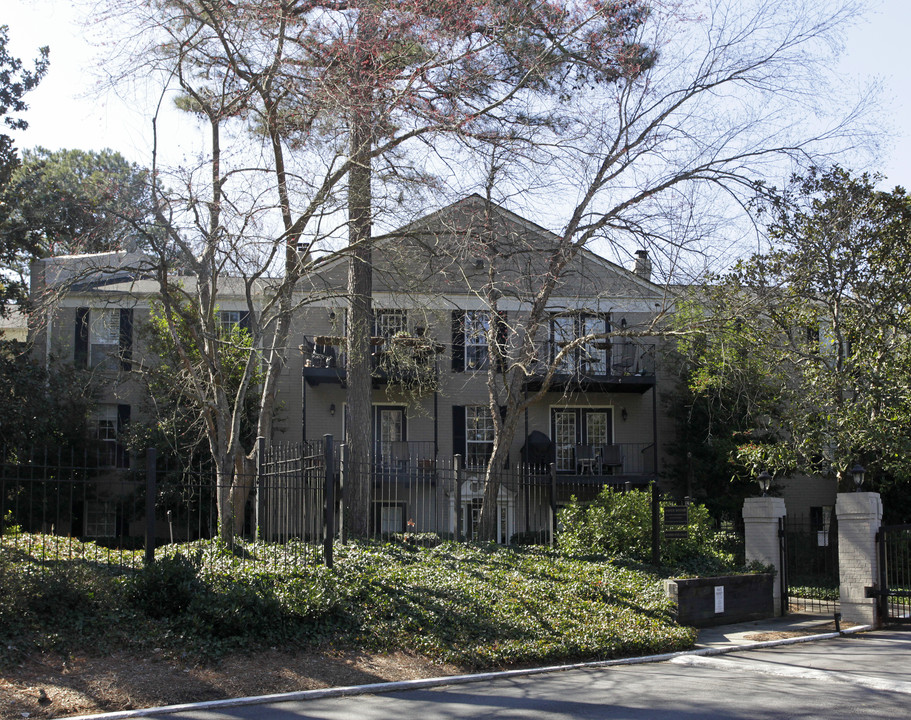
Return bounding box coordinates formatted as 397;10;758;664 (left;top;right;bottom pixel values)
524;386;529;534
651;383;660;565
301;351;307;447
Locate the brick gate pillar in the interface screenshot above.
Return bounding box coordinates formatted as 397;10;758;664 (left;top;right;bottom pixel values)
743;497;787;616
835;492;882;627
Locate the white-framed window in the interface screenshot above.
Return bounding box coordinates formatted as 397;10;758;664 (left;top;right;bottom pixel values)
374;309;408;340
91;309;120;369
95;405;120;467
377;503;404;534
84;501;117;537
586;411;610;446
550;313;610;375
94;404;130;468
581;315;608;374
466;405;494;469
552;407;613;472
76;307;132;371
551;315;576;374
553;409;577;472
220;310;245;334
464;311;490;370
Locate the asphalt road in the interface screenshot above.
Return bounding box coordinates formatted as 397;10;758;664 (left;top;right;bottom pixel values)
143;631;911;720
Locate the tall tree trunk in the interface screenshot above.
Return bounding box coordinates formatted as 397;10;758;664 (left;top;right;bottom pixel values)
478;397;523;542
344;117;374;538
343;9;377;538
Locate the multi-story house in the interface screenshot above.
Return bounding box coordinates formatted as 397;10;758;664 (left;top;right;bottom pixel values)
285;195;670;542
29;195;672;543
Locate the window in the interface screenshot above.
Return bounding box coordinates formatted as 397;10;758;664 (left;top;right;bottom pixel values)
373;502;406;534
91;309;120;370
220;310;242;333
551;407;613;472
551;315;576;374
465;405;494;469
96;406;119;467
374;406;407;467
553;409;577;472
581;315;608;374
75;307;133;371
84;502;117;538
94;404;131;468
374;310;408;340
452;310;507;372
550;313;610;375
376;407;405;444
465;311;490;370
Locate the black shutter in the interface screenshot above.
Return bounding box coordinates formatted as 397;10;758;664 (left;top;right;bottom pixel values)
451;311;465;371
452;405;466;460
74;308;89;368
119;309;133;371
116;404;131;468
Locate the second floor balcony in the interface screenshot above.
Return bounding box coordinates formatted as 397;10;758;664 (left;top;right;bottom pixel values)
524;340;656;394
301;335;656;393
301;335;442;388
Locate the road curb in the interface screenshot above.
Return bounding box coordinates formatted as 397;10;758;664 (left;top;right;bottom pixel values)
64;624;873;720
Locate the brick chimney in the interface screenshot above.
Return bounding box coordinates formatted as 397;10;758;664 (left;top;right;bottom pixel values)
633;250;652;281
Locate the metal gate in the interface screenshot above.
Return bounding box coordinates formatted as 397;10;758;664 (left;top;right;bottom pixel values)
876;524;911;624
780;513;840;615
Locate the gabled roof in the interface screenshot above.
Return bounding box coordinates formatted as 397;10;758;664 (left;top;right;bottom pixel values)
301;194;668;307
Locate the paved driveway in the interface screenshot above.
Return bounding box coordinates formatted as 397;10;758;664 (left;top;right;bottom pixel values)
137;631;911;720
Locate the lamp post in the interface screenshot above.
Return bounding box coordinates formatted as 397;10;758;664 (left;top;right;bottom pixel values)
851;463;866;492
757;470;772;497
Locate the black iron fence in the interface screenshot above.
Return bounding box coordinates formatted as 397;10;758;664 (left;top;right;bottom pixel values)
877;523;911;624
2;438;654;572
781;513;839;614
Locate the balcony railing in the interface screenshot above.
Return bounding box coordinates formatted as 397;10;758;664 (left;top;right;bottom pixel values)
546;340;655;377
553;442;655;477
374;441;437;471
302;336;656;391
302;336;441;386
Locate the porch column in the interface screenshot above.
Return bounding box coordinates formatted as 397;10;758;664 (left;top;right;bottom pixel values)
835;492;882;627
743;497;787;616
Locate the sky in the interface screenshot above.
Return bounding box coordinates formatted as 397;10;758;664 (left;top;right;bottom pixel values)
4;0;911;189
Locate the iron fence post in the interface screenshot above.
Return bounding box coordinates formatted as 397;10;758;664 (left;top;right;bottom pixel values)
779;517;788;616
651;479;660;565
339;442;347;544
144;447;157;566
324;434;335;568
255;436;265;541
454;454;463;542
550;462;557;548
877;526;886;625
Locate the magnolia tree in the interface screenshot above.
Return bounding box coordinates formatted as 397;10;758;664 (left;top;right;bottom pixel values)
677;167;911;515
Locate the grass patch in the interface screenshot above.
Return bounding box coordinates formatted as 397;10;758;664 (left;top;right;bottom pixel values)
0;536;695;668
